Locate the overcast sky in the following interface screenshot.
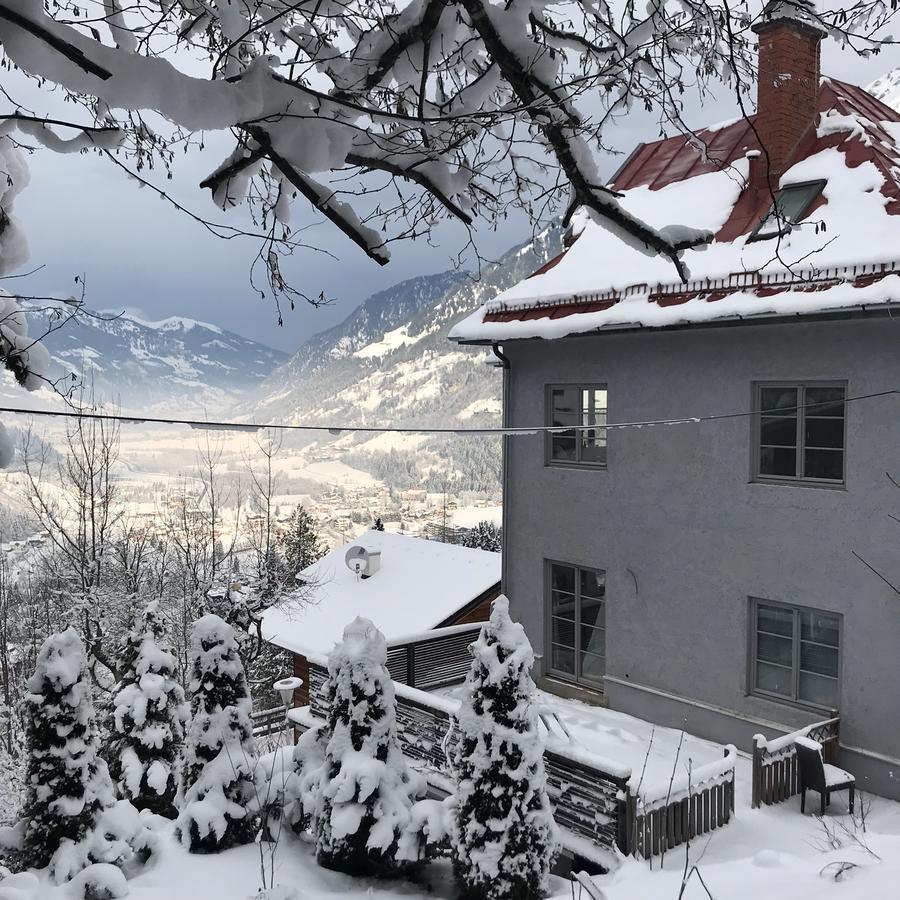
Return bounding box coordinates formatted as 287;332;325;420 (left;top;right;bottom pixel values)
10;33;899;354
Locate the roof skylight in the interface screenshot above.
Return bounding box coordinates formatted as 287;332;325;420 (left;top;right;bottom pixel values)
748;179;827;242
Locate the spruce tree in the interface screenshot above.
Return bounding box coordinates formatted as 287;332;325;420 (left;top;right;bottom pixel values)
315;617;422;876
278;506;326;575
452;596;558;900
176;614;258;853
20;628;115;871
459;520;502;553
107;600;188;818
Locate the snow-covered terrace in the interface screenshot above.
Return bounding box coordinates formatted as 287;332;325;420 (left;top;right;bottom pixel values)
439;683;734;804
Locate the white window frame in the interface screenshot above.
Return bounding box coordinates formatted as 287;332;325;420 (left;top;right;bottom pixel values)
545;383;608;468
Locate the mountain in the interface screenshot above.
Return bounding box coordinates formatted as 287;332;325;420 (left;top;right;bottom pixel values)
37;311;287;412
254;227;563;490
867;69;900;112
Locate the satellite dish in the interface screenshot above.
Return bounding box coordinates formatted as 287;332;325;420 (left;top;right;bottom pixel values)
345;545;381;579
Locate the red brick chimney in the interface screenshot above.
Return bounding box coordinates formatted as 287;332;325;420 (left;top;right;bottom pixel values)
751;1;826;184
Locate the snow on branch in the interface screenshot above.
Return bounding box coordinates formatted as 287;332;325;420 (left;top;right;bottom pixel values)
0;0;894;299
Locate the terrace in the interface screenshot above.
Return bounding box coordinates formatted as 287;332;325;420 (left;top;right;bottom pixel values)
288;623;745;866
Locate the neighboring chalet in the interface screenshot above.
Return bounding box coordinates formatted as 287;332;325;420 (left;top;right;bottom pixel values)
451;1;900;799
261;529;501;705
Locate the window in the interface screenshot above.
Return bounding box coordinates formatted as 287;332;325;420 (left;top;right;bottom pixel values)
754;383;846;484
748;180;826;242
751;599;840;710
547;385;607;466
548;562;606;686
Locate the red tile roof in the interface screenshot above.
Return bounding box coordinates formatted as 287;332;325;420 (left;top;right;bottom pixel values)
495;78;900;330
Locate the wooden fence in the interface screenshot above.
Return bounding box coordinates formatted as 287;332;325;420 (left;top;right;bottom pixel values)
751;717;840;808
303;658;736;861
626;747;736;859
251;706;287;737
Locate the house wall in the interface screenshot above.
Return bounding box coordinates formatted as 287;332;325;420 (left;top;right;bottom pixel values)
502;316;900;799
292;653;310;707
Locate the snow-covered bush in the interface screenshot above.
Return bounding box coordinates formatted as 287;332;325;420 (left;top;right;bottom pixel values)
68;863;128;900
177;614;258;853
18;629;115;874
310;617;424;876
107;600;187;818
50;801;155;886
452;596;558;900
280;721;328;838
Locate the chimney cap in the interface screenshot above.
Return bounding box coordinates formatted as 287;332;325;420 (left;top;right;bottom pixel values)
752;0;827;38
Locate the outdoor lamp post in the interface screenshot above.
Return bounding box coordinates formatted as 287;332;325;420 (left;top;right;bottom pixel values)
272;676;304;727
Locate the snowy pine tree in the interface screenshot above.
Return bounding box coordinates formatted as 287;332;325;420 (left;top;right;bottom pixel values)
459;521;502;553
177;614;258;853
19;628;115;872
314;617;423;876
278;506;326;576
107;600;187;818
452;597;558;900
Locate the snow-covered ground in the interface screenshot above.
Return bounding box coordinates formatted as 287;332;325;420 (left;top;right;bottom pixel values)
8;773;899;900
594;800;900;900
6;730;900;900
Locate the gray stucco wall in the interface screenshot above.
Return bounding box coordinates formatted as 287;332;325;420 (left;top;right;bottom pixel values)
501;315;900;798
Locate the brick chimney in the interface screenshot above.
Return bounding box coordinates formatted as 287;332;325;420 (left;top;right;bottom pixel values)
751;1;826;184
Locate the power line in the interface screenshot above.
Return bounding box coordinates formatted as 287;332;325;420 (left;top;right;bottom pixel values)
0;388;896;437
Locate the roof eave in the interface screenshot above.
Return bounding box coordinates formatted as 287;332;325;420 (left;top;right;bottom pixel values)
467;303;898;344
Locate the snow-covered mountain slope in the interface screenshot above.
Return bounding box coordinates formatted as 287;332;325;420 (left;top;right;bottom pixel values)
253;228;563;489
867;68;900;112
35;310;287;412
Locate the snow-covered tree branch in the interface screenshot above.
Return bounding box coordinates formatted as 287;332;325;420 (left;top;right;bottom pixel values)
0;0;892;298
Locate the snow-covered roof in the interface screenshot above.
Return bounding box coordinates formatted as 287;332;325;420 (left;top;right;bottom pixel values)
261;530;500;656
450;79;900;343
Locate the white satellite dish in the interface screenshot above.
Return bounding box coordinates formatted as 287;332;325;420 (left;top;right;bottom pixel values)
345;545;381;579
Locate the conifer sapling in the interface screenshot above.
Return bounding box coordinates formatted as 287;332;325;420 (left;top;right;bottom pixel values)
177;614;259;853
452;596;558;900
314;617;423;876
107;600;188;818
20;628;115;873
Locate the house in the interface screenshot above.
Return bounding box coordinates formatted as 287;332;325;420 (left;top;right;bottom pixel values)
450;0;900;800
260;529;501;705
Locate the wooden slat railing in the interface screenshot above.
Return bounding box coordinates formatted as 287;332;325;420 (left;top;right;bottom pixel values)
751;717;840;808
251;706;287;737
625;747;736;859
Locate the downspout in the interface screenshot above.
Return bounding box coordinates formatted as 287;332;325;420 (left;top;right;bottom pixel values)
491;343;510;598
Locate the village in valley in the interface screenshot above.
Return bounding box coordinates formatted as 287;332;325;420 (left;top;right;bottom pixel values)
1;1;900;899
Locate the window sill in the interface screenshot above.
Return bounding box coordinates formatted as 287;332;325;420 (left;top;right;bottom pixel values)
750;477;846;492
545;461;609;472
749;689;839;717
544;669;606;692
